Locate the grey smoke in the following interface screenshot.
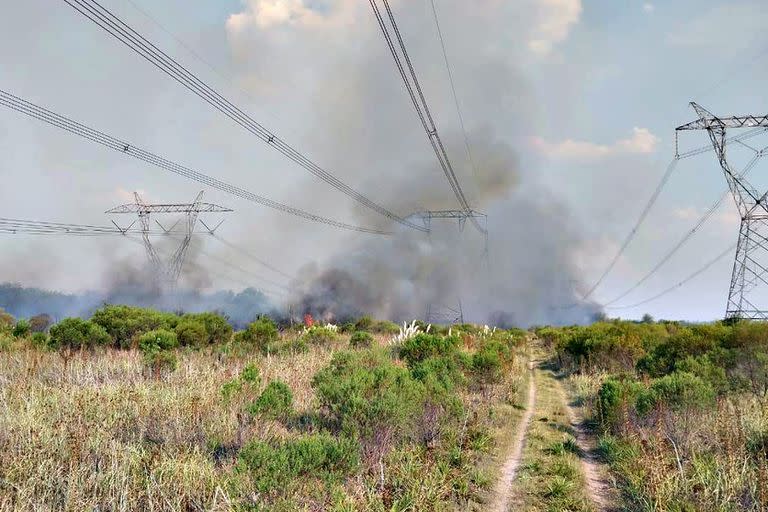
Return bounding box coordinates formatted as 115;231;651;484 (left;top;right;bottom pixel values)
293;132;602;327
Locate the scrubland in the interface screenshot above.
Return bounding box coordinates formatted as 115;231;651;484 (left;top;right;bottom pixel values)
0;307;529;511
539;320;768;512
3;305;768;511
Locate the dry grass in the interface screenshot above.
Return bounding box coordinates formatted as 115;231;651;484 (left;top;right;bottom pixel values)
0;331;532;511
507;364;593;512
0;342;337;511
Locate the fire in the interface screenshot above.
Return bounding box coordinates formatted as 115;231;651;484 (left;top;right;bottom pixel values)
304;313;314;328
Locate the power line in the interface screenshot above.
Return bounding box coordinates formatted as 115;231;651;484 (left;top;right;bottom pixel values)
60;0;426;233
368;0;483;233
211;235;295;282
0;218;290;295
605;142;768;306
582;156;680;300
427;0;479;185
581;128;768;301
606;243;736;310
0;89;390;235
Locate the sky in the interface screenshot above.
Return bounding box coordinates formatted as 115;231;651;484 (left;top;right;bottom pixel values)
0;0;767;322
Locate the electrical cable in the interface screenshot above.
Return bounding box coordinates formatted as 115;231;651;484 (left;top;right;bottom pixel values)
60;0;426;232
0;89;390;235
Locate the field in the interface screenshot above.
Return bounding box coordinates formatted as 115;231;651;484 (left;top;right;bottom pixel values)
0;308;529;511
1;307;768;511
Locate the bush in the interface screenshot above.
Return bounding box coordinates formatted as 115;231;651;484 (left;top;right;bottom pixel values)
470;340;512;386
597;377;644;430
138;329;179;376
312;349;425;449
399;333;460;367
29;313;53;333
91;305;177;348
174;318;208;348
12;319;30;338
234;317;279;353
0;309;14;332
249;380;293;420
302;326;337;345
635;371;715;416
49;318;111;352
236;434;359;494
138;329;179;353
30;332;49;349
180;312;232;345
349;331;373;348
354;316;374;332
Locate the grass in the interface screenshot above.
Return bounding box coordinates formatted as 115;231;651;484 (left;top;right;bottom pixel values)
0;328;530;511
507;364;593;512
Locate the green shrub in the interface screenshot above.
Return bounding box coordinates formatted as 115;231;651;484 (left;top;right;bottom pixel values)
174;318;208;348
241;363;261;385
12;319;30;338
180;312;232;345
354;316;374;332
312;349;425;443
676;354;728;394
30;332;49;349
372;320;401;335
221;364;260;402
249;380;293;420
302;326;338;345
399;333;460;367
349;331;373;348
597;376;644;429
138;329;179;376
138;329;179;353
91;305;177;348
236;434;359;494
410;354;467;391
234;317;279;353
0;309;14;332
635;371;715;416
49;318;111;352
470;340;512;386
29;313;53;333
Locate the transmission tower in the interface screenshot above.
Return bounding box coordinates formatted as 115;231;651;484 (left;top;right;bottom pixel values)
677;103;768;320
106;191;232;287
411;209;487;324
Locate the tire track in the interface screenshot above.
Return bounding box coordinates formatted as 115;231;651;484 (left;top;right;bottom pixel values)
489;360;536;512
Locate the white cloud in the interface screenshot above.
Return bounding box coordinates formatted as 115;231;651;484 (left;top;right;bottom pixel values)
642;3;655;14
226;0;356;32
528;0;582;55
530;127;660;160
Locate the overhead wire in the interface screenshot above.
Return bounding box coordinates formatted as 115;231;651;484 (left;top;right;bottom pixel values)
581;128;768;302
368;0;484;233
427;0;480;185
605;141;768;306
0;89;390;235
606;243;736;310
0;218;289;296
60;0;426;233
210;235;295;282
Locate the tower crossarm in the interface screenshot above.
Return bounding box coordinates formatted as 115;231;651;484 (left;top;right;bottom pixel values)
105;203;233;214
677;115;768;131
677;103;768;131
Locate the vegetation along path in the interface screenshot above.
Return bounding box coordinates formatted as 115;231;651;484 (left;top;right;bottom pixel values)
561;380;618;511
490;359;537;512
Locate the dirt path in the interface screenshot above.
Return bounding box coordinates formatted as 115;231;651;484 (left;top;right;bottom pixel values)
489;361;536;512
561;386;618;511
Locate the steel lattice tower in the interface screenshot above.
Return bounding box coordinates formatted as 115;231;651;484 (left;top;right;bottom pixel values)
106;191;232;287
677;103;768;320
411;209;487;325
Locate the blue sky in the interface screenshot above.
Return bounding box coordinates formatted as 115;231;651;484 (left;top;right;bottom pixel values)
0;0;766;322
